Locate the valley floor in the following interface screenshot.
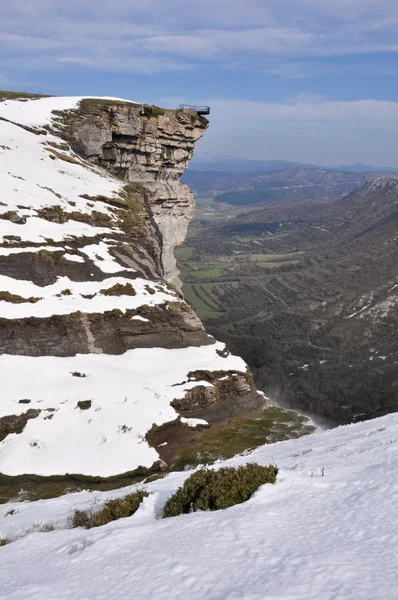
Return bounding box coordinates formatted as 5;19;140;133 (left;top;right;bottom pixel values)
1;412;398;599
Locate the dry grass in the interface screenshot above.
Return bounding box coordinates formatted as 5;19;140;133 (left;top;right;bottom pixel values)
0;291;41;304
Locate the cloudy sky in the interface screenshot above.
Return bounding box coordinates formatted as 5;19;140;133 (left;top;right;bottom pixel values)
2;0;398;166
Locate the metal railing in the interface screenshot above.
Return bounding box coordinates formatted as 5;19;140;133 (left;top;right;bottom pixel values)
178;104;210;115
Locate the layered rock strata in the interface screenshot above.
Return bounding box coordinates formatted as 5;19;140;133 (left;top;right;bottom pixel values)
0;94;263;477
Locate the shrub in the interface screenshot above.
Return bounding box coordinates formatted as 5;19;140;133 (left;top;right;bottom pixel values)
76;400;92;410
101;283;136;297
0;539;10;547
72;490;148;529
141;104;166;118
163;463;278;518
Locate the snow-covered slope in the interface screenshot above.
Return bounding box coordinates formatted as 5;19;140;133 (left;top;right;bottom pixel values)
0;344;247;476
0;95;262;477
1;413;397;599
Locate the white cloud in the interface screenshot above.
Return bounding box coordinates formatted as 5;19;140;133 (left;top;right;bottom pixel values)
1;0;398;75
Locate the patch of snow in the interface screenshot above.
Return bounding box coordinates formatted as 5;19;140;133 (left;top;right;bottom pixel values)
0;217;113;245
180;417;209;428
79;242;135;274
63;253;85;263
346;303;371;319
367;295;398;319
0;246;63;256
131;315;149;322
0;274;175;319
0;120;122;228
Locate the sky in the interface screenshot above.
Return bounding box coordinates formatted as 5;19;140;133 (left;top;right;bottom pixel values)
2;0;398;167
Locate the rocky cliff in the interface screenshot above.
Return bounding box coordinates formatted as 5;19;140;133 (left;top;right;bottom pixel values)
50;99;206;286
0;94;263;480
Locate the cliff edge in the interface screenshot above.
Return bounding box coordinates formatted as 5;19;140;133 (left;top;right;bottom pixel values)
0;93;263;479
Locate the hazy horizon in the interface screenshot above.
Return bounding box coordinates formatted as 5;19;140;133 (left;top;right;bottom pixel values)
190;149;398;170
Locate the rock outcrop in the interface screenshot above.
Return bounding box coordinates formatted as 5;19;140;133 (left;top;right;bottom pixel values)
51;99;206;286
0;94;263;479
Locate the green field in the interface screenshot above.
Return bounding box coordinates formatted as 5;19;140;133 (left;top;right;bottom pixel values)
175;246;193;259
250;252;303;262
176;214;306;320
182;281;239;320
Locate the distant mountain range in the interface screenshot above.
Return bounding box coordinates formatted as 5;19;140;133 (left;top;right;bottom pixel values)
182;164;389;205
189;155;398;174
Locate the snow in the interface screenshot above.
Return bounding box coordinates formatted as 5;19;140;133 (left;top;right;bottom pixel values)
1;412;398;599
0;120;122;223
346;303;371;319
0;274;175;319
180;417;209;428
131;315;149;322
79;242;135;273
0;119;124;246
367;294;398;319
0;216;114;245
0;245;62;256
0;96;137;127
0;343;247;476
63;253;85;263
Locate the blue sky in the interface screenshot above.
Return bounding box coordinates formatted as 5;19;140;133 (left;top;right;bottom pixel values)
2;0;398;166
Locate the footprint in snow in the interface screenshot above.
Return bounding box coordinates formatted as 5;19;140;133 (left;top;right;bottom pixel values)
68;536;96;555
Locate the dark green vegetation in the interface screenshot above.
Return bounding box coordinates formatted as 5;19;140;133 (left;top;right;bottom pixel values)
163;463;278;517
0;91;52;102
100;283;136;296
0;539;10;547
79;98;136;108
0;467;163;504
177;178;398;425
141;104;166;118
170;407;314;471
72;490;148;528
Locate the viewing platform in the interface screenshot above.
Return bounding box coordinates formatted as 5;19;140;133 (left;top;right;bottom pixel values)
178;104;210;115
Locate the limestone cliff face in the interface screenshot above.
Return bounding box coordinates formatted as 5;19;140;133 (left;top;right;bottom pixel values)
0;95;263;479
51;101;208;286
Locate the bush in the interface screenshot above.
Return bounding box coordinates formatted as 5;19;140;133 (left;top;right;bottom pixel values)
101;283;136;297
163;463;278;518
72;490;148;529
141;104;166;118
0;539;10;547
